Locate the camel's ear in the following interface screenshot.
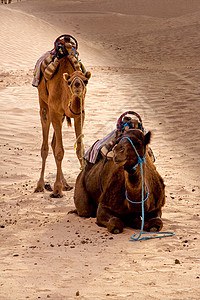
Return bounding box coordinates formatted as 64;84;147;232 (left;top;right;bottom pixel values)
63;73;70;81
144;131;151;146
85;71;91;79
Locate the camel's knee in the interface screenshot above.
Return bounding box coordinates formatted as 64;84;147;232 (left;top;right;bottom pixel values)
77;208;94;218
55;148;64;161
96;205;124;234
75;195;96;217
40;107;48;123
41;144;49;159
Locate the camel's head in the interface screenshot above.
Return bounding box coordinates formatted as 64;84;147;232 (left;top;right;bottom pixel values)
63;70;91;97
113;129;151;170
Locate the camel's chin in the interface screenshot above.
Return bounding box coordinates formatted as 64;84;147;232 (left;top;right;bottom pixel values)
74;94;82;99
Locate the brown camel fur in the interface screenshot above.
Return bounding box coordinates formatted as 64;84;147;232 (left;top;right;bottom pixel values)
35;56;91;197
74;129;165;233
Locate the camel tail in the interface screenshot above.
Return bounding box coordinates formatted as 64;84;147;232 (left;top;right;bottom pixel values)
66;116;72;127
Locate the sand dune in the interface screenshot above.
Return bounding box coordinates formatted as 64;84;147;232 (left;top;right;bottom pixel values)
0;1;199;299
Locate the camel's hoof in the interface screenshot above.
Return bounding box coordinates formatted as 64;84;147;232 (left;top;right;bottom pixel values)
112;228;121;234
146;217;163;232
50;192;63;198
34;187;44;193
45;184;53;191
150;226;159;232
68;209;78;215
63;185;73;191
108;218;124;234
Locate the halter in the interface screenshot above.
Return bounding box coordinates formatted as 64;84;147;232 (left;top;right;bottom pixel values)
68;75;86;169
121;136;175;241
121;137;148;205
68;76;86;116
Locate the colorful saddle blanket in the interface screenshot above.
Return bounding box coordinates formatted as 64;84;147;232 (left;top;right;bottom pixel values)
84;130;118;164
32;50;54;87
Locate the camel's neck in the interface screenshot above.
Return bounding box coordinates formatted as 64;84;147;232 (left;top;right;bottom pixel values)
125;168;142;189
124;166;146;203
68;95;85;116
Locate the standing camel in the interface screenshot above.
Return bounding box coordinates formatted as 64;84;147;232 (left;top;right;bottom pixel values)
34;41;91;198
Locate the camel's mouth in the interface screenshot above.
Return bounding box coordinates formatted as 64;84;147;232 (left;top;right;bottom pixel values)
74;90;83;97
70;81;86;97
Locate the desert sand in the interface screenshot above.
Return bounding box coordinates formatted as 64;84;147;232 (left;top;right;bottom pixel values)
0;0;199;299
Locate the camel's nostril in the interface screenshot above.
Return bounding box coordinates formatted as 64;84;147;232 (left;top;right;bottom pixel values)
75;81;80;88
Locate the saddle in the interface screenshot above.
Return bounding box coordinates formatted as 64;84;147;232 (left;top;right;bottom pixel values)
84;111;156;165
42;34;85;80
32;34;86;86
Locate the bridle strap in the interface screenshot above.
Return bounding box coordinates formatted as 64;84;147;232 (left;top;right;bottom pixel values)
68;76;86;116
68;100;84;116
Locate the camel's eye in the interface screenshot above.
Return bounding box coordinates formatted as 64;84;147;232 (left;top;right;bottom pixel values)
84;80;88;85
117;145;124;153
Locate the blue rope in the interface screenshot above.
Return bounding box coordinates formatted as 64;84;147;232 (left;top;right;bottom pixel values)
130;231;175;241
121;122;131;132
125;184;149;204
121;137;175;241
69;47;79;59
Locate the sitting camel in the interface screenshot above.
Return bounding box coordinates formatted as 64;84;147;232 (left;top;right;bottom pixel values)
35;39;91;198
74;129;165;233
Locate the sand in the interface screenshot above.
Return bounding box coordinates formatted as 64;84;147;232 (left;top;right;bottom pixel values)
0;0;199;299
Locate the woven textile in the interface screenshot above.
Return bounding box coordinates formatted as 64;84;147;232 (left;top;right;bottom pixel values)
84;130;117;164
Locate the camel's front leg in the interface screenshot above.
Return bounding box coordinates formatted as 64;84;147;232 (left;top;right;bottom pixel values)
51;132;72;191
35;105;50;193
74;114;85;169
96;204;124;234
74;171;97;217
143;208;163;232
50;112;65;198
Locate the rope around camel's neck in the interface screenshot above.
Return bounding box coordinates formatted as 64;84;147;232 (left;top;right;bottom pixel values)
121;136;175;241
68;86;85;169
125;168;148;205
